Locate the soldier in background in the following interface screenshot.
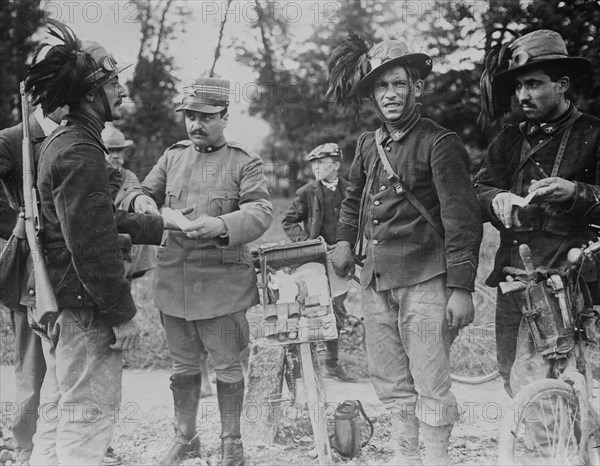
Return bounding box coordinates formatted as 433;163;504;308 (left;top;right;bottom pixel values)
102;124;157;281
281;142;354;381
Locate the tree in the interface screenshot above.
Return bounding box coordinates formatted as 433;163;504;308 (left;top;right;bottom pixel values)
0;0;45;130
420;0;600;153
234;0;390;185
234;0;599;177
120;0;190;178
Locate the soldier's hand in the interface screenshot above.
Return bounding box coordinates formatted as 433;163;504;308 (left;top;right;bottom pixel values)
110;319;140;351
134;195;159;215
492;192;521;229
183;216;228;239
528;177;576;204
445;288;474;330
328;241;355;278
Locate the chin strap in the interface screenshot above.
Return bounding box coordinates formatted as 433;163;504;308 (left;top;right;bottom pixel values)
98;87;113;122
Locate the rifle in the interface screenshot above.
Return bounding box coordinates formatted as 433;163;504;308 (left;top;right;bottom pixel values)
20;81;59;325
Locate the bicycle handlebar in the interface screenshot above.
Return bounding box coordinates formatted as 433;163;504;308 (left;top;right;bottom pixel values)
567;237;600;266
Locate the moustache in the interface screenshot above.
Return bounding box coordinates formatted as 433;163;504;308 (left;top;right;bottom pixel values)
190;132;207;137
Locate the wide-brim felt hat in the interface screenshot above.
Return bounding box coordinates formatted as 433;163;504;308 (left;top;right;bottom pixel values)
495;29;591;82
358;40;432;95
102;124;133;149
176;78;230;114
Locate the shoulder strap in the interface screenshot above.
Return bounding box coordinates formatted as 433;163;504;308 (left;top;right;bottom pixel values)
374;130;444;239
513;111;583;192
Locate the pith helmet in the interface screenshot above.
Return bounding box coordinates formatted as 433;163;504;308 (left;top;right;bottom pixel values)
176;78;230;114
306;143;342;162
495;29;591;82
102;124;133;149
358;40;432;95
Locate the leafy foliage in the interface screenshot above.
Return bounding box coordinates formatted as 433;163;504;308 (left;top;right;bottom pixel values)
233;0;385;178
234;0;599;175
0;0;45;129
119;0;190;178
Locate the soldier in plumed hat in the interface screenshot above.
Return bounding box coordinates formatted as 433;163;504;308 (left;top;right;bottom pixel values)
22;20;181;465
281;142;354;381
125;77;272;466
327;37;483;464
474;29;600;396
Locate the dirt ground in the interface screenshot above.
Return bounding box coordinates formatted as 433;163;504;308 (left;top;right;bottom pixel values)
0;362;510;465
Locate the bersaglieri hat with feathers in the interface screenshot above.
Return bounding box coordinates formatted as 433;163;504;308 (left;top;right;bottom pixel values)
327;34;432;113
479;28;592;123
24;19;131;116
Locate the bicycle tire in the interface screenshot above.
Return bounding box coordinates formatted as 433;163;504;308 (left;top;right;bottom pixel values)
450;282;499;384
498;378;584;465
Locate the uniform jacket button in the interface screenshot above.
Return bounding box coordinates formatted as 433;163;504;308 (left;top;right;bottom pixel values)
385;146;391;152
380;186;386;191
372;240;379;246
28;289;35;296
374;200;380;206
77;295;82;300
513;240;519;245
373;219;379;225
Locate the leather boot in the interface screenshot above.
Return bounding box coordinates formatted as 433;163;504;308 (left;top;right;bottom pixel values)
217;379;245;466
421;423;452;466
324;341;355;381
387;410;422;465
156;374;202;466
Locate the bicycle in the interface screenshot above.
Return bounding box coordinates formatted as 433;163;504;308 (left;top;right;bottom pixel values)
497;241;600;465
244;239;338;465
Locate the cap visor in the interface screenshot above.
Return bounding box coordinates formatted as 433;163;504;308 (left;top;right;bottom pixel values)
176;103;226;114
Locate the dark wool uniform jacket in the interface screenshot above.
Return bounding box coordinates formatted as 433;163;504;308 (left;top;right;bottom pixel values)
281;178;349;242
36;111;164;326
337;116;483;292
474;107;600;287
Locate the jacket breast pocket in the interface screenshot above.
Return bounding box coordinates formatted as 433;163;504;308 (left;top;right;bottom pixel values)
165;185;183;209
208;189;240;216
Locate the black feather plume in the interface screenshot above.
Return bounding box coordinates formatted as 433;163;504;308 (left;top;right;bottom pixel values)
24;19;95;116
478;28;520;126
326;33;372;114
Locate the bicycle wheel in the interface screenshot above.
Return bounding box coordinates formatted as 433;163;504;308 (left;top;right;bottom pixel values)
498;378;584;465
588;428;600;466
450;283;499;384
339;314;365;348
